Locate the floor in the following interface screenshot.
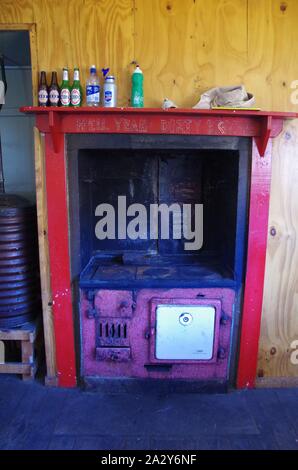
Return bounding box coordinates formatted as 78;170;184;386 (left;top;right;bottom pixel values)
0;376;298;450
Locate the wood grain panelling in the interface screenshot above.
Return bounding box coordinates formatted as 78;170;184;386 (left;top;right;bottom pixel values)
0;0;134;106
246;0;298;112
134;0;248;107
1;0;298;381
258;119;298;380
30;0;134;106
0;0;33;23
1;0;298;109
34;128;57;385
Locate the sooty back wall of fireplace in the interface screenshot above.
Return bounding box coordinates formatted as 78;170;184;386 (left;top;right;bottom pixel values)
79;149;238;272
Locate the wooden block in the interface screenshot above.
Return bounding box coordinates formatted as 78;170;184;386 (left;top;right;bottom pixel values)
45;375;59;387
0;362;32;375
0;320;38;380
34;128;57;382
0;321;37;342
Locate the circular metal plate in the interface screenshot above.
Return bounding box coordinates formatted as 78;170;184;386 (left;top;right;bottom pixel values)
0;231;37;242
0;285;40;298
0;292;40;306
0;264;38;275
0;311;37;328
0;277;40;290
0;299;40;315
0;240;38;251
0;270;39;282
0;215;36;225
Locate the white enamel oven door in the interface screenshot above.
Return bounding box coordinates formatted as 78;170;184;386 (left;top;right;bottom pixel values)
149;298;222;364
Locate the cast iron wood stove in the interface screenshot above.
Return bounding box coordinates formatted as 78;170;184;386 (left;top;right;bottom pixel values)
70;134;248;388
22;107;295;388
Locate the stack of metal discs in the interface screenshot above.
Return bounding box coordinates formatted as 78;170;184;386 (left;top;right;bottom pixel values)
0;194;40;328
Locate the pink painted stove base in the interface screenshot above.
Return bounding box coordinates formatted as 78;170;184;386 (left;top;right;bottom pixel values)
81;288;235;381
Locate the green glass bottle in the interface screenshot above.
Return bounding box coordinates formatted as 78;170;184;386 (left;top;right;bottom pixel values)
60;68;71;107
131;65;144;108
70;68;83;107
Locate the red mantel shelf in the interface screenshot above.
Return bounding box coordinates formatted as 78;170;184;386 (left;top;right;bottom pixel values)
22;106;296;388
21;107;296;156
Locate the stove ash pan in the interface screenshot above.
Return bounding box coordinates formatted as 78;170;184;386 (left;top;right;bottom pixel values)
80;288;235;381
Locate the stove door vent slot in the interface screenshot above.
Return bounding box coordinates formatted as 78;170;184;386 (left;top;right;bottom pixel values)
97;319;130;348
96;318;131;362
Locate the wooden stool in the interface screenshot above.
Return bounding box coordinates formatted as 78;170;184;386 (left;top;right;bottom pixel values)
0;319;40;381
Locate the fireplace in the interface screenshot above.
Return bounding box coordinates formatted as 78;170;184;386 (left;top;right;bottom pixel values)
22;107;293;388
66;133;249;388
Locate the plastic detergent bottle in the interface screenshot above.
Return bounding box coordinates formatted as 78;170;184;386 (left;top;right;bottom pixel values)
86;65;100;107
131;65;144;108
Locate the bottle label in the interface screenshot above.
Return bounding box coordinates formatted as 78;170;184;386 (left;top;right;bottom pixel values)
86;85;100;103
71;88;81;106
60;88;70;105
104;90;112;103
49;89;59;105
132;92;144;107
38;89;48;105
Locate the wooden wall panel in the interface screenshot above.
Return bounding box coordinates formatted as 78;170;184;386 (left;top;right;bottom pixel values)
1;0;298;110
258;119;298;381
134;0;248;108
0;0;134;106
1;0;298;381
34;128;57;385
246;0;298;112
30;0;134;106
0;0;33;23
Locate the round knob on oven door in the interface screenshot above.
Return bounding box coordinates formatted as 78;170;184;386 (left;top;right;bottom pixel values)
179;312;193;326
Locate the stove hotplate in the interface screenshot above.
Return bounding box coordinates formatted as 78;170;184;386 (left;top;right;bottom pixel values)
79;254;235;289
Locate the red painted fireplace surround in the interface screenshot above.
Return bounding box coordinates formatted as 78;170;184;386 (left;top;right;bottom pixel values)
22;107;295;389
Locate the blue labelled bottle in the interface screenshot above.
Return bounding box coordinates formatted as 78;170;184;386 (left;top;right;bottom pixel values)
86;65;100;107
103;76;117;107
131;65;144;108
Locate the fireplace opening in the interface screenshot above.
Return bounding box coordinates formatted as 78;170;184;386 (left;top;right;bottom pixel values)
76;147;244;288
67;134;250;384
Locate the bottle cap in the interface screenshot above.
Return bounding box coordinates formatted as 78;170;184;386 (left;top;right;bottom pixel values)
134;65;143;74
90;65;96;73
102;68;110;77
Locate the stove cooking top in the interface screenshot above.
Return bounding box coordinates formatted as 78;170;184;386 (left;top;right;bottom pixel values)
79;255;235;289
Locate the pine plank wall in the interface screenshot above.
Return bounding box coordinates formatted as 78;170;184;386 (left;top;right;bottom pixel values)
1;0;298;384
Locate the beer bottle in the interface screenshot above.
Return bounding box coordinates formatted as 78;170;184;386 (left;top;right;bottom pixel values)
70;68;83;107
48;71;60;107
60;68;71;107
38;71;48;107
